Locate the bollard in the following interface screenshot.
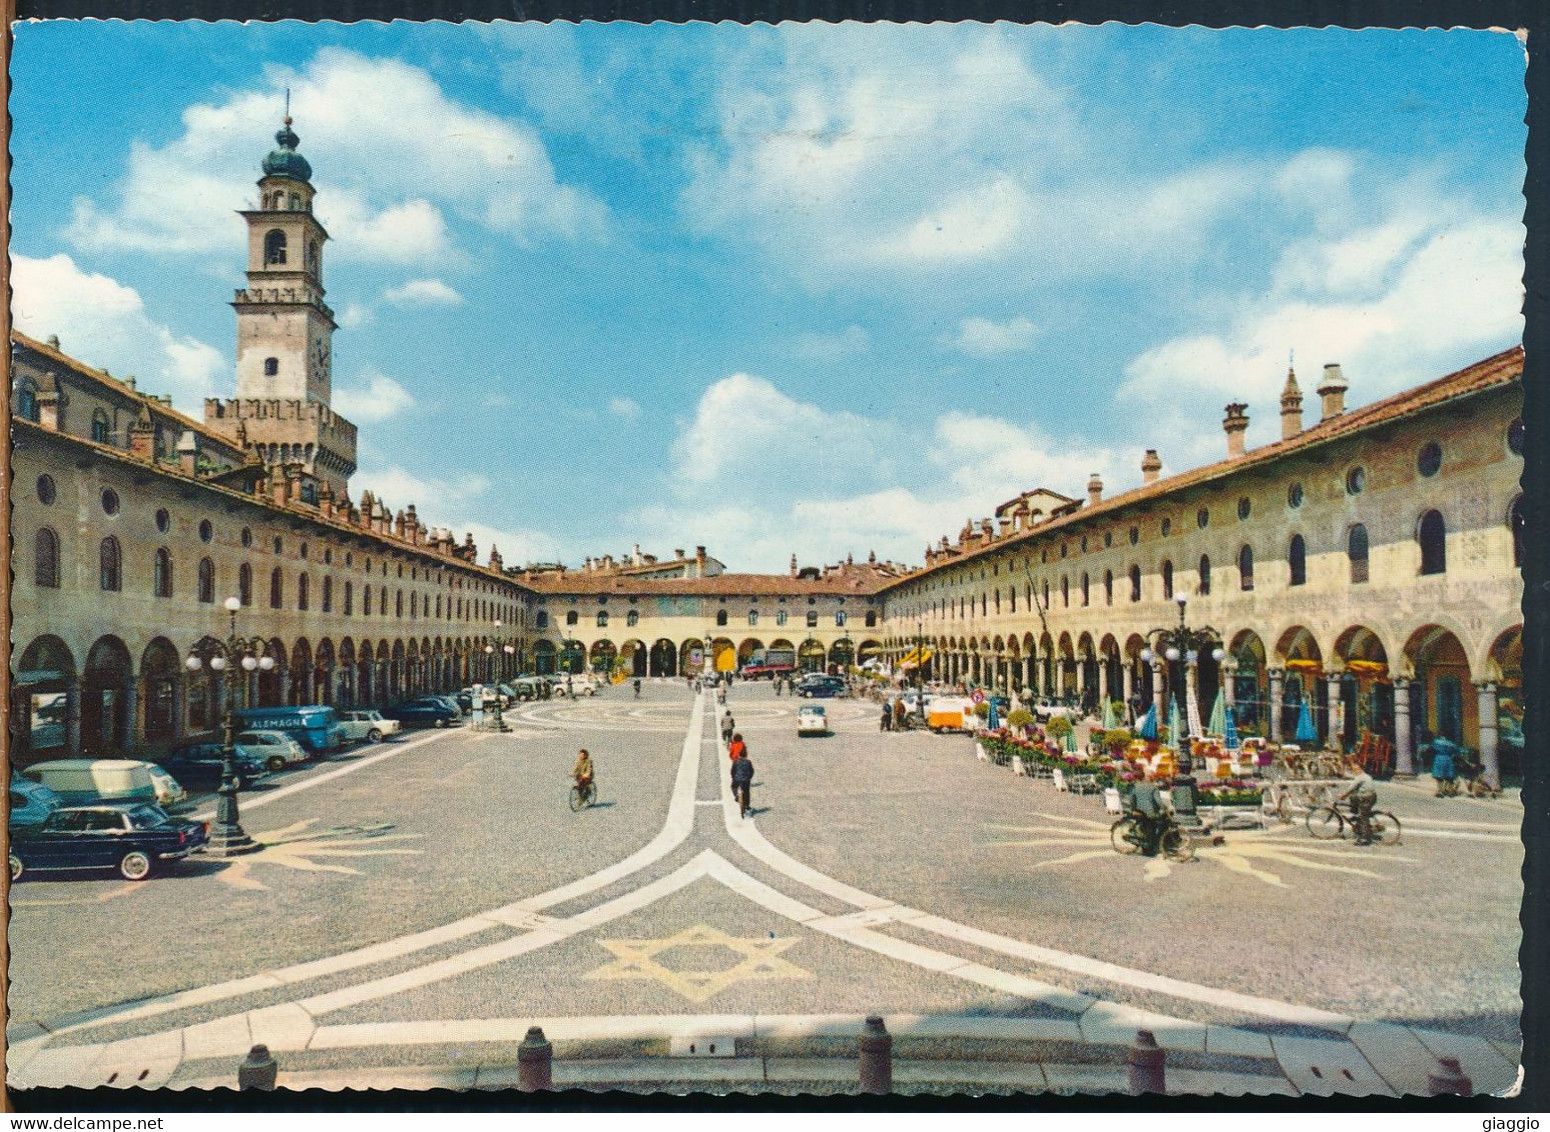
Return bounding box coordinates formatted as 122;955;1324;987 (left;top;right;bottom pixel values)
237;1044;278;1091
1127;1029;1166;1095
858;1015;893;1095
1427;1055;1473;1096
518;1025;553;1092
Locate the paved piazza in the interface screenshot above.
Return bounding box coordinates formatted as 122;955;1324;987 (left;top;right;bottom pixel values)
7;682;1521;1095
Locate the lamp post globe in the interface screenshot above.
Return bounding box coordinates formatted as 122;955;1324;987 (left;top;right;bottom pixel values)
186;599;270;858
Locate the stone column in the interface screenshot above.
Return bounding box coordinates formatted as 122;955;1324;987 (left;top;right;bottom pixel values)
1393;679;1414;775
1097;657;1109;707
278;669;292;706
66;678;83;756
1222;661;1237;708
1268;667;1284;743
1121;663;1135;711
172;673;187;744
1185;659;1200;738
1151;658;1165;723
121;677;140;753
1326;671;1344;751
1476;681;1500;783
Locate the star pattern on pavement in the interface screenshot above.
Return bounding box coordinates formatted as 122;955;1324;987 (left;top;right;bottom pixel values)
216;819;423;891
983;812;1416;886
585;922;810;1002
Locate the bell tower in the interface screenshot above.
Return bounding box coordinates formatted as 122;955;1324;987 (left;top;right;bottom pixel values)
233;115;336;403
206;114;357;501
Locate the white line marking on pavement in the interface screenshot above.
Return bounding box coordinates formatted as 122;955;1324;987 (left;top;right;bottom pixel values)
1395;829;1520;843
189;729;455;822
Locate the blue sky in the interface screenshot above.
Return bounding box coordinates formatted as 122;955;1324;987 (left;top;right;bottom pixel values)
10;22;1527;572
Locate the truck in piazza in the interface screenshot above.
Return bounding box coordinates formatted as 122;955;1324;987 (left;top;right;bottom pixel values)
740;648;796;679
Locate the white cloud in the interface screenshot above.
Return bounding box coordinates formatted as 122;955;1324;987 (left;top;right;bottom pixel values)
791;325;870;360
608;396;641;421
10;253;228;412
65;48;606;267
332;370;417;423
352;462;559;565
941;315;1040;356
337;302;375;330
1120;214;1524;446
383;278;464;308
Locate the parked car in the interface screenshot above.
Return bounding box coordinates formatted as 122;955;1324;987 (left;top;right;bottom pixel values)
456;686;511;711
549;673;601;696
160;744;272;790
382;698;462;728
337;710;401;744
21;759;163;806
145;765;189;809
426;695;465;715
798;676;846;699
797;705;831;736
9;773;62;830
10;803;209;882
232;705;346;755
509;676;548;701
233;730;310;772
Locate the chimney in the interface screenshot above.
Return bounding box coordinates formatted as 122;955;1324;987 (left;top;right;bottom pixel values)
128;406;156;461
1223;403;1249;458
1317;363;1348;420
489;544;503;571
790;553;798;578
998;516;1013;536
633;543;643;564
45;334;59;349
36;389;61;432
177;430;199;475
319;483;336;518
1141;449;1162;486
674;548;685;560
1280;364;1303;441
1087;472;1103;507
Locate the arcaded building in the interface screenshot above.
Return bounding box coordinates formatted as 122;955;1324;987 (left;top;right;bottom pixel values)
9;120;1526;784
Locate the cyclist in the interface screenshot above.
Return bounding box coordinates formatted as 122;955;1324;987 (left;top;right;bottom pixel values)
571;748;595;800
1125;777;1169;856
1338;766;1378;844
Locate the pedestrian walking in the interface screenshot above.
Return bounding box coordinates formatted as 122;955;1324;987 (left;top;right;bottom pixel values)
893;698;907;730
721;711;735;745
728;731;747;763
731;747;755;818
1426;729;1460;797
880;701;893;732
774;677;783;697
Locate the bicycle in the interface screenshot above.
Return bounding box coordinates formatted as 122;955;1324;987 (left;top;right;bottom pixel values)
1305;800;1401;844
569;778;597;811
1111;811;1196;861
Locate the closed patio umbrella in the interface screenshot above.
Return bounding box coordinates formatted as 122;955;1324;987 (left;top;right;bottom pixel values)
986;698;1000;731
1295;698;1318;745
1102;697;1117;731
1208;689;1227;737
1169;695;1183;752
1224;706;1241;751
1138;702;1158;740
1064;726;1077;753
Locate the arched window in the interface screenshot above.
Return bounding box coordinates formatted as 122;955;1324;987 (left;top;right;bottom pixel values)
1197;555;1211;595
1238;545;1254;591
535;611;549;629
288;193;300;210
628;610;640;627
34;528;60;588
1080;572;1090;606
1418;510;1447;575
715;609;728;627
383;586;391;617
1348;524;1370;584
1161;560;1174;600
409;592;417;618
836;610;847;626
154;547;173;598
297;574;310;611
16;380;39;422
597;611;609;628
395;591;403;618
306;240;319;272
806;611;819;628
91;410;111;444
1060;576;1069;607
239;562;253;606
322;576;333;613
344;580;353;615
1510;496;1525;568
565;610;578;626
363;586;373;616
1288;536;1306;586
1104;569;1114;605
264;229;288;265
198;557;215;603
865;611;877;627
270;567;284;609
1129;566;1141;602
100;537;122;591
1042;581;1050;608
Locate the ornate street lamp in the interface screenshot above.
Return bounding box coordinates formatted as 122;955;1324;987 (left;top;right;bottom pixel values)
184;596;274;856
914;622;927;725
1138;595;1225;826
482;620;515;731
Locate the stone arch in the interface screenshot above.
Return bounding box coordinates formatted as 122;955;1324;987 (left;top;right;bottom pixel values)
738;638;764;666
315;638;337;705
589;638;617;674
1332;625;1392;751
828;637;854;670
291;638;314;705
1402;624;1474;749
857;639;883;668
139;637;182;746
533;638;558;676
14;635;77;762
797;638;826;672
679;638;704;674
82;635;133;754
616;638;647;677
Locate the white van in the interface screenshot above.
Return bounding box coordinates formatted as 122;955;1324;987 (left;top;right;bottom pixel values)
22;759;173;807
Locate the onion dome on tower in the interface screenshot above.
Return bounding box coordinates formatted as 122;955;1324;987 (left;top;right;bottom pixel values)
262;117;313;183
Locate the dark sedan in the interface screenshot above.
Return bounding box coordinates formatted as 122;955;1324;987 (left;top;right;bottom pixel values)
798;678;847;699
10;803;210;882
160;744;272;791
382;698;461;728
